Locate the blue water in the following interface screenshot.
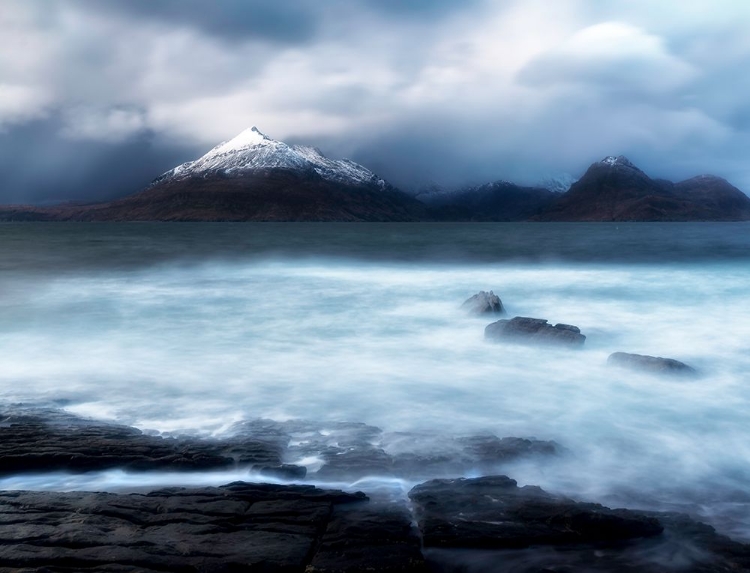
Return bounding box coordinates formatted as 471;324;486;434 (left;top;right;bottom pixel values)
1;222;749;538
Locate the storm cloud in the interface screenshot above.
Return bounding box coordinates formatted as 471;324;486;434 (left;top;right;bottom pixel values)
1;0;750;202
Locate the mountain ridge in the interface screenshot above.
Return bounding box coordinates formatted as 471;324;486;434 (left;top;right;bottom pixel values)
536;155;750;221
0;129;748;222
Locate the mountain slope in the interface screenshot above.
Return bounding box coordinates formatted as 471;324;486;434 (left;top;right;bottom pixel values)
537;156;750;221
417;181;559;221
54;169;427;222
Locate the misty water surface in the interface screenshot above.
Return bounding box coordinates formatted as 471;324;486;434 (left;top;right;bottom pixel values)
0;222;749;538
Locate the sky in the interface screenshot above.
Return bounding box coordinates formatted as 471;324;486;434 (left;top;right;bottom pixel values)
2;0;750;203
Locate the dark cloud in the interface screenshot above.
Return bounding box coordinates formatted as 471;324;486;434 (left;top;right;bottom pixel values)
2;0;750;202
73;0;319;44
0;117;197;204
359;0;481;18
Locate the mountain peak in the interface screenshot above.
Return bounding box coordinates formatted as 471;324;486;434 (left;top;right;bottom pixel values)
206;127;274;157
599;155;637;169
153;125;389;190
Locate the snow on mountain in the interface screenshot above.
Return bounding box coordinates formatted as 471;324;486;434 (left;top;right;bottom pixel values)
536;173;576;194
598;155;638;169
153;127;387;188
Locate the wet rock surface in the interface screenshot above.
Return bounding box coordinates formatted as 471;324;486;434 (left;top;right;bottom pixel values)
307;502;427;572
229;418;561;481
411;476;750;572
410;475;663;549
485;316;586;347
0;408;281;475
0;482;371;572
608;351;697;376
0;476;747;572
2;408;750;571
462;290;505;315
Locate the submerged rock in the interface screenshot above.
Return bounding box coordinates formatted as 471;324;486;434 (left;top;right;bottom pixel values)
485;316;586;347
608;352;697;376
462;290;505;315
253;463;307;480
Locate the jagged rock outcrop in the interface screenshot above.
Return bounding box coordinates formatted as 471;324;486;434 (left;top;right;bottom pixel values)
461;290;505;315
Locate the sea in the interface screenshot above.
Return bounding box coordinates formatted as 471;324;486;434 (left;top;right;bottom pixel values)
1;222;749;539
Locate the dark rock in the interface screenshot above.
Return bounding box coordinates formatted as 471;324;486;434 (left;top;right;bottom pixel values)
409;475;663;550
0;482;366;572
462;290;505;315
608;352;697;376
307;501;427;572
485;316;586;347
254;463;308;480
390;434;560;480
0;408;281;475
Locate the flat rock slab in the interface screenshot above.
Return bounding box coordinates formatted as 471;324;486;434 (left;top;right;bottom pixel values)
485;316;586;347
608;352;697;376
0;408;281;475
0;481;389;572
0;477;748;572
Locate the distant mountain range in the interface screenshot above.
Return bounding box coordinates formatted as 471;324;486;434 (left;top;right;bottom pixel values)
1;129;749;222
536;156;750;221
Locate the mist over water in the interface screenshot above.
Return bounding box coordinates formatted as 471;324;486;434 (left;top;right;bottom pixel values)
1;223;750;538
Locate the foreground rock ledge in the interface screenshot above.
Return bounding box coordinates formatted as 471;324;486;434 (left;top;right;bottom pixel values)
0;482;426;573
0;477;749;572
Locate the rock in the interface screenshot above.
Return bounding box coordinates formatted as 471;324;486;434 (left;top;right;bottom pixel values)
462;290;505;315
0;478;748;572
485;316;586;347
307;501;427;572
608;352;697;376
409;475;663;550
0;482;367;572
0;408;281;475
390;434;560;479
254;464;308;480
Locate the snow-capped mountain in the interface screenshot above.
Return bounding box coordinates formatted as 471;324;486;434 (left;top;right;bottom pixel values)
154;127;387;189
41;126;428;221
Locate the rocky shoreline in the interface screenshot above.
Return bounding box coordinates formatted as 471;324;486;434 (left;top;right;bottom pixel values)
0;407;748;571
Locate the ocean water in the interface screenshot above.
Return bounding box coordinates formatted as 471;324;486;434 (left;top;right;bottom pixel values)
1;222;749;538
